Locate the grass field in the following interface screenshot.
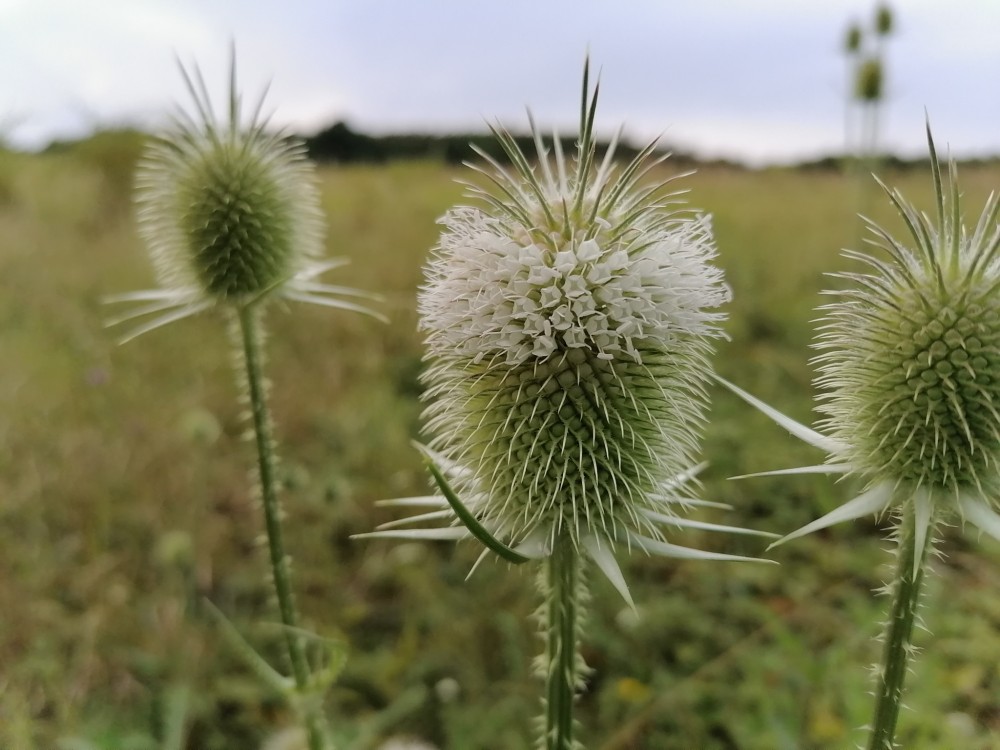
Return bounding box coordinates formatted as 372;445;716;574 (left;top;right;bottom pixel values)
2;141;1000;749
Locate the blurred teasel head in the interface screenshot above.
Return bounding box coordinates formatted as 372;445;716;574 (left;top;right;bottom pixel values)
855;57;884;102
364;60;769;604
844;22;863;54
875;3;894;36
137;66;323;304
108;53;381;341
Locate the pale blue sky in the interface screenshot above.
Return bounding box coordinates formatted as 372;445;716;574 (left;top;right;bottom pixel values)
2;0;998;165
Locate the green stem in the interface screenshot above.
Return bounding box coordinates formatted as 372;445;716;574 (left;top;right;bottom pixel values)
867;507;929;750
236;306;329;750
545;539;580;750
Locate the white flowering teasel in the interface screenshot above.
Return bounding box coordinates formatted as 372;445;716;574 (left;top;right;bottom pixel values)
105;56;383;341
363;62;771;596
719;126;1000;748
359;62;773;750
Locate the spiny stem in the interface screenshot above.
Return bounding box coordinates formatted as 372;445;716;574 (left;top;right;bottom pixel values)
867;505;929;750
545;538;580;750
236;305;329;750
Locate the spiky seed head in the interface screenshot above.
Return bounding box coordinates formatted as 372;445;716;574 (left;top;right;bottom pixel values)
844;22;863;54
855;57;884;102
875;4;894;36
136;60;324;305
815;133;1000;501
418;65;731;550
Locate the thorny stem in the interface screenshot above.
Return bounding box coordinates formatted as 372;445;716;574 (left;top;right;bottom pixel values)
867;504;929;750
237;305;330;750
545;538;580;750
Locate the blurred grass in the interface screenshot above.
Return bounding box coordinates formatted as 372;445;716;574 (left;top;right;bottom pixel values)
2;139;1000;749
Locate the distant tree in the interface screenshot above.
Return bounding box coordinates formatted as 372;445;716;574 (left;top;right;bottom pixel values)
302;121;696;168
306;121;385;162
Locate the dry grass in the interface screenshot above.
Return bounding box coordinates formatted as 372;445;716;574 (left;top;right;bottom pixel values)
2;144;999;749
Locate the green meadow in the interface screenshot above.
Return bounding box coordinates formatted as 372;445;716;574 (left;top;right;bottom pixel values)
2;140;1000;749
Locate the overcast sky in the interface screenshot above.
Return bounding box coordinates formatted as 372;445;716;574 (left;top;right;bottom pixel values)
2;0;998;165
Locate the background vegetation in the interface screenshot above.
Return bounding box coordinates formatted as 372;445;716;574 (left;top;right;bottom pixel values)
2;133;1000;749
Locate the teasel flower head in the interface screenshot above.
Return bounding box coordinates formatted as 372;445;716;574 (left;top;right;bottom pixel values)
720;125;1000;571
844;21;863;55
875;3;894;37
855;57;885;103
107;53;382;341
360;61;773;605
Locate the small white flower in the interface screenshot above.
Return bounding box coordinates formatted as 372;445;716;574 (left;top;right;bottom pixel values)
360;63;771;604
107;55;383;341
721;127;1000;573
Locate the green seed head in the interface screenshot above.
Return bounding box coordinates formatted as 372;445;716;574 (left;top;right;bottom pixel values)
419;66;730;549
136;61;323;305
875;3;894;36
844;22;863;54
174;141;296;298
855;57;884;102
816;133;1000;498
